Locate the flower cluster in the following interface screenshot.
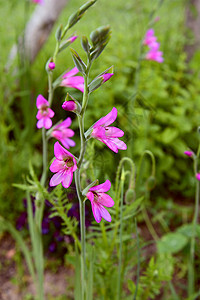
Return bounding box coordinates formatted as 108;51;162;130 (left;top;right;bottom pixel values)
143;29;164;63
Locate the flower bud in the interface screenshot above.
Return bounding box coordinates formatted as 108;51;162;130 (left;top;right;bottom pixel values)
48;62;55;70
184;150;193;157
62;100;77;111
196;173;200;181
125;189;136;204
146;176;156;191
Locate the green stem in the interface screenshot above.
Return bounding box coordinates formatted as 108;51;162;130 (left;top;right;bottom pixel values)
117;169;125;300
133;219;140;300
74;67;90;300
188;157;200;296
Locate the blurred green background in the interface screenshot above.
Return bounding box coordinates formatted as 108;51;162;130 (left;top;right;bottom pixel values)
1;0;200;221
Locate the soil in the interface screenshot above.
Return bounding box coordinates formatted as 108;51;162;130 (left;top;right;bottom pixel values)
0;234;74;300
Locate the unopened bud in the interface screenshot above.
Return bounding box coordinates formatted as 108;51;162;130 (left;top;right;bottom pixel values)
146;176;156;191
125;189;136;204
48;62;55;70
196;173;200;181
62;100;77;111
184;150;193;157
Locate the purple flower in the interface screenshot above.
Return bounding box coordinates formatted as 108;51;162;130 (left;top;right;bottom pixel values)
91;107;127;153
196;173;200;181
51;118;75;149
49;142;77;188
61;67;84;92
86;180;114;223
36;94;54;129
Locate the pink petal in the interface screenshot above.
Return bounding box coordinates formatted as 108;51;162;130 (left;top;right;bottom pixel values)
90;179;111;193
37;118;44;129
60;117;72;128
62;169;73;188
105;126;124;138
50;159;64;172
43;117;52;129
91;202;102;223
93;107;117;128
103;139;119;153
61;76;84;92
48;108;55;118
36;94;49;109
62;67;79;78
61;138;76;149
98;205;112;222
92;126;106;139
50;170;65;186
36;110;43;120
111;138;127;150
54;142;73;160
86;191;94;202
97;193;114;207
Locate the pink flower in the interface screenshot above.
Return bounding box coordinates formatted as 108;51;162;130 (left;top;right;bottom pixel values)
60;67;84;93
143;29;157;46
48;62;55;70
196;173;200;181
62;100;77;112
32;0;44;4
50;142;77;188
184;151;193;157
36;94;54;129
91;107;127;153
146;47;164;63
86;180;114;223
51;118;75;149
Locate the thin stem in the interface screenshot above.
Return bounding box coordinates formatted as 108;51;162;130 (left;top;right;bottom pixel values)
133;219;140;300
74;65;90;300
117;169;125;300
188;157;199;296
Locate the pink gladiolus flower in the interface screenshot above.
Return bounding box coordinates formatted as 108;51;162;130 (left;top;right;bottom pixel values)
196;173;200;181
184;151;193;157
146;48;164;63
61;67;84;93
48;62;55;70
143;29;157;46
86;180;114;223
32;0;44;4
51;118;75;149
91;107;127;153
36;94;54;129
62;100;77;112
50;142;77;188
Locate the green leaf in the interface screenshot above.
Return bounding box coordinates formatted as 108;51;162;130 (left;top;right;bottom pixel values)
157;232;188;254
67;0;97;29
70;48;86;75
177;224;200;238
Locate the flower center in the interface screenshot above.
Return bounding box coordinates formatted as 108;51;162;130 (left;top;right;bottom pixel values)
64;156;74;168
40;105;48;115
